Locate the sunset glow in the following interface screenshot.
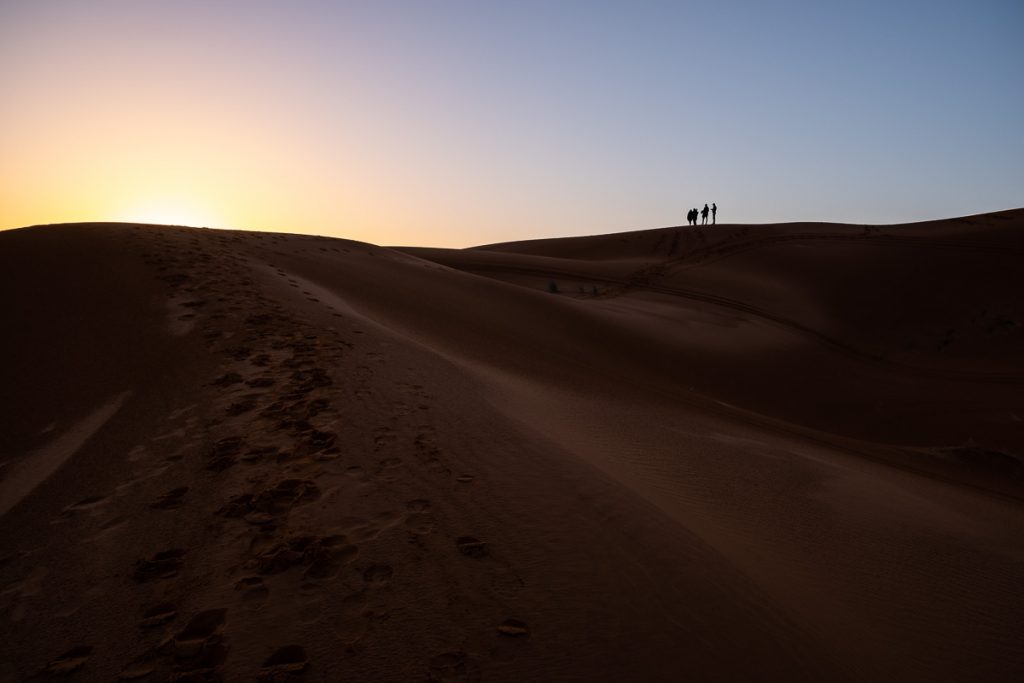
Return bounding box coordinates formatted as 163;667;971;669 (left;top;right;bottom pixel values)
1;1;1021;246
112;200;224;230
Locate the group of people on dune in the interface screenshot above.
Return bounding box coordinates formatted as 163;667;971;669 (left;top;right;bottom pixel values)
687;203;716;226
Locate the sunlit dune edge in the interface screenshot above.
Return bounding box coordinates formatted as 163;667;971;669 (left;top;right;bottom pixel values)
1;210;1022;681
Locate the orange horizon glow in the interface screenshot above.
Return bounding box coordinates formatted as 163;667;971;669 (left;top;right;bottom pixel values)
2;3;1022;248
111;197;225;230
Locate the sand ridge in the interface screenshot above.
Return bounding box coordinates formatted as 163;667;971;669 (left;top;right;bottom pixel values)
0;391;130;517
1;213;1022;680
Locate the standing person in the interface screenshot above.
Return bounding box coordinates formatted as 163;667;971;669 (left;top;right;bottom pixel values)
711;203;717;225
687;208;694;225
701;203;709;225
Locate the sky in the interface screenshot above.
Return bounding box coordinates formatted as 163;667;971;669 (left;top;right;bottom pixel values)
1;0;1022;247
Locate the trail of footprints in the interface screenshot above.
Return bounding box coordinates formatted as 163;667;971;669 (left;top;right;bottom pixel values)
31;226;529;680
126;230;353;678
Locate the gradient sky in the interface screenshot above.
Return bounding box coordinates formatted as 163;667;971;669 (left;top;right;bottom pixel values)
2;1;1022;247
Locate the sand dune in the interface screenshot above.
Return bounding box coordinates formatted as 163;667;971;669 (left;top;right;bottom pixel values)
1;212;1022;681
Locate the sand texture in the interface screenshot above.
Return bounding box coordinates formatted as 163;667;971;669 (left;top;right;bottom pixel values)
1;211;1022;681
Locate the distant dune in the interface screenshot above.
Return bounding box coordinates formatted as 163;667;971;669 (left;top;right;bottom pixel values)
1;211;1022;681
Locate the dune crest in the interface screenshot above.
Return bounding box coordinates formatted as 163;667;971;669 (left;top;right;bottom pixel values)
1;212;1022;680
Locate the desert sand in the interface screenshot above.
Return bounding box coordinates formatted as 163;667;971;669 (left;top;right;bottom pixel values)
1;210;1022;681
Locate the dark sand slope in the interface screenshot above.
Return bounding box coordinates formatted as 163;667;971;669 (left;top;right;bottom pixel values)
1;213;1022;681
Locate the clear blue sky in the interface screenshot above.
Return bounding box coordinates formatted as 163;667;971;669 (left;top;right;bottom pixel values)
2;0;1021;245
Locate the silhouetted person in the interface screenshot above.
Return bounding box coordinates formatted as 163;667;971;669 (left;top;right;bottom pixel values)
692;208;698;225
688;208;695;225
701;204;709;225
711;203;717;225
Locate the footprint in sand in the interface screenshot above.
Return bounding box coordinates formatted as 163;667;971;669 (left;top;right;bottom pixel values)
60;495;109;518
247;375;277;391
490;618;531;663
234;576;270;601
118;655;157;680
362;564;393;586
139;602;177;628
225;346;253;361
291;367;332;391
225;398;257;416
307;398;331;416
81;515;130;544
251;354;273;368
219;480;320;525
258;645;309;680
343;466;370;483
252;534;357;579
372;427;396;450
132;549;185;582
306;430;337;456
151;486;188;510
456;537;489;559
173;609;228;671
497;618;530;637
404;500;436;535
41;645;93;676
208;436;245;471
